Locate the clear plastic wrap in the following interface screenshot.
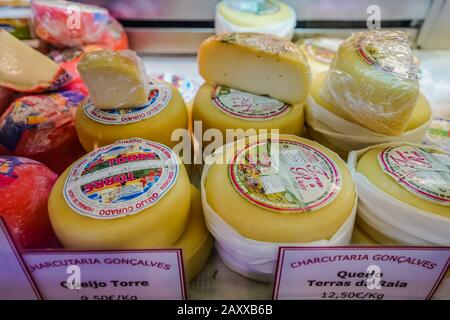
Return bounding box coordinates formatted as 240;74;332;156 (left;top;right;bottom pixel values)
322;30;420;136
31;0;110;47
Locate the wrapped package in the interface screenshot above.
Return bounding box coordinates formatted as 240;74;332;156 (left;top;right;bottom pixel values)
0;156;60;249
0;90;86;174
31;0;109;47
322;30;420;136
98;16;129;51
0;29;71;92
77;50;149;109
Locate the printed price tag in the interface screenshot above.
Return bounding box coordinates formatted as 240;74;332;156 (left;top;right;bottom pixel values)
23;249;187;300
273;246;450;300
0;219;41;300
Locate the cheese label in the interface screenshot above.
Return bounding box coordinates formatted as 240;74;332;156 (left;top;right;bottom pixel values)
83;80;172;125
229;139;342;212
424;118;450;152
211;85;290;120
379;145;450;206
304;38;341;64
227;0;280;15
355;31;418;80
63;138;179;219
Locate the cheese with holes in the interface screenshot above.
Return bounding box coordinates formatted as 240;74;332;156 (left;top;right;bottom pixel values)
78;50;149;109
0;156;60;249
75;79;188;151
357;144;450;217
204;135;356;243
323;30;419;136
174;186;212;282
0;29;70;92
198;32;311;105
48;138;191;249
193;83;304;141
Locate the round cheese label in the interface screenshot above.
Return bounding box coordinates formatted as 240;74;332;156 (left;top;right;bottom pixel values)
304;38;342;64
63;138;179;219
229;139;342;212
83;80;172;125
379;144;450;206
211;85;290;120
226;0;280;15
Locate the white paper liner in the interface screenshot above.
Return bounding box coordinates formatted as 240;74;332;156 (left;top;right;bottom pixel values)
348;143;450;246
201;142;357;282
306;95;431;152
215;8;296;40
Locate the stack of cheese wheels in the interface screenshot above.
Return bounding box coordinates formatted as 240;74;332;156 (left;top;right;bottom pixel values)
306;30;431;158
348;142;450;246
215;0;296;40
75;50;188;151
48;138;212;282
196;32;310;150
201;134;357;281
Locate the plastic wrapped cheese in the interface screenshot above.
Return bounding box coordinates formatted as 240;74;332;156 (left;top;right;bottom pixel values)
0;156;59;249
322;30;420;136
48;138;191;250
198;32;311;105
298;37;343;75
202;134;357;281
78;50;149;110
0;90;87;174
215;0;296;40
0;29;70;93
75;79;188;151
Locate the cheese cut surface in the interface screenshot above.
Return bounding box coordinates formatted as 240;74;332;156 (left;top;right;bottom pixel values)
78;50;149;109
173;186;212;282
217;0;295;27
75;79;188;151
356;145;450;218
311;72;431;132
48;138;191;250
0;29;69;92
205;135;356;243
323;30;419;136
198;32;311;105
193;83;304;139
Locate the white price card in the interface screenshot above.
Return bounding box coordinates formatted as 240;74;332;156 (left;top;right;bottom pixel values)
0;219;41;300
273;246;450;300
23;249;187;300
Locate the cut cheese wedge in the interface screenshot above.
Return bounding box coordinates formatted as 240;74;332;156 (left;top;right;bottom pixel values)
193;83;304;142
75;79;188;151
323;30;419;136
77;50;149;109
204;134;356;243
48;138;191;250
198;32;311;105
173;186;213;282
0;29;70;92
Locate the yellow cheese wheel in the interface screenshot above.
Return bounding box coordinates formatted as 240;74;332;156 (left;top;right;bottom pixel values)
298;37;343;75
351;225;378;245
311;72;431;132
355;217;399;245
192;83;304;141
305;126;348;159
204;134;356;243
48;138;191;250
324;30;419;136
217;0;295;27
198;32;311;105
173;186;213;282
75;79;188;151
356;144;450;217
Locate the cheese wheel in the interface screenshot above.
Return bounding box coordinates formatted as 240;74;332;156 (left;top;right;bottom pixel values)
75;79;188;151
198;32;311;105
312;72;431;132
0;90;87;174
323;30;419;136
298;37;343;75
193;83;304;142
356;144;450;218
0;156;59;249
204;134;356;242
48;138;191;250
173;186;213;282
356;216;399;245
351;225;378;245
0;29;70;92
